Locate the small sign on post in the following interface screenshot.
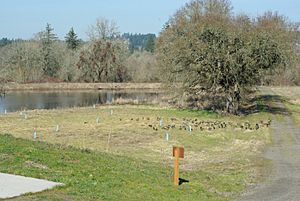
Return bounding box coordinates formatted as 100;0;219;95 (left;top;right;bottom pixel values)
173;146;184;186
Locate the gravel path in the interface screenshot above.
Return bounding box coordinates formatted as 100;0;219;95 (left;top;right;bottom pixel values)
237;89;300;201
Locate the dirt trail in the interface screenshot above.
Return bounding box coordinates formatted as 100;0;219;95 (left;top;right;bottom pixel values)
237;88;300;201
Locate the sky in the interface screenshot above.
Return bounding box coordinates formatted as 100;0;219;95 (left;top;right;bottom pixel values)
0;0;299;40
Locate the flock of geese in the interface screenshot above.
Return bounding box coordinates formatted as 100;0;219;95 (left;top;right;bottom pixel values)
126;117;272;132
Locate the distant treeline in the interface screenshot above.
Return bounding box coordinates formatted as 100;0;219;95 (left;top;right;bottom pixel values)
122;33;156;52
0;38;21;47
0;33;156;52
0;18;159;84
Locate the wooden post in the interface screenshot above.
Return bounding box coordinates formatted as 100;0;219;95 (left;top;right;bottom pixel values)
174;148;180;186
173;146;184;186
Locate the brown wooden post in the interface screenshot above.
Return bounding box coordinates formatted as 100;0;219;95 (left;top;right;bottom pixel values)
174;147;179;186
173;146;184;186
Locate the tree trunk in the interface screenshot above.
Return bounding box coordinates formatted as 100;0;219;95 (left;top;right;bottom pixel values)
226;92;239;114
226;95;233;114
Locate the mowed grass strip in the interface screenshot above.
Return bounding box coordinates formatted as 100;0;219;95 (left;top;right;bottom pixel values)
1;134;238;201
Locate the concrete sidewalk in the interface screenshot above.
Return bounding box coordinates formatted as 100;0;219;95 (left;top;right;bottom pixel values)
0;173;63;199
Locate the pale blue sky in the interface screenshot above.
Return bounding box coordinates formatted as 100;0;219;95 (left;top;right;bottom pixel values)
0;0;299;40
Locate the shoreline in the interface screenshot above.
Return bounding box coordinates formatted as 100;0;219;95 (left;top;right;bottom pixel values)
3;82;163;91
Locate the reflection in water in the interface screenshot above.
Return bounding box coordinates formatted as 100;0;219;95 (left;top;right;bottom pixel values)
0;90;163;113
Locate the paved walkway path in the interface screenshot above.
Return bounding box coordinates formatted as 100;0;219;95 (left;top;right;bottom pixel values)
237;89;300;201
0;173;63;199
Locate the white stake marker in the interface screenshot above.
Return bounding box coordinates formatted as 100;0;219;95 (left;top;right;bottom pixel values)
165;133;170;141
160;119;164;127
33;129;37;140
55;125;59;132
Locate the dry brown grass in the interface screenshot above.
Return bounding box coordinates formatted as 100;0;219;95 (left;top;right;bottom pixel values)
4;82;163;91
270;86;300;104
0;105;271;172
271;86;300;130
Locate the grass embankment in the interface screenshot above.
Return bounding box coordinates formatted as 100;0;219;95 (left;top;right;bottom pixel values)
0;134;211;201
0;105;272;200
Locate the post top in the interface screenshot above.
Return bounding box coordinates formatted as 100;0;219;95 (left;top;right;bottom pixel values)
173;146;184;158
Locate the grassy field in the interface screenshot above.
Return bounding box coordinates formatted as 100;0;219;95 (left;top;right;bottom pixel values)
270;86;300;104
0;104;272;200
287;103;300;127
271;86;300;127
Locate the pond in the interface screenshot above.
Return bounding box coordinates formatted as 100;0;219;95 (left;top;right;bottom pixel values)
0;90;164;113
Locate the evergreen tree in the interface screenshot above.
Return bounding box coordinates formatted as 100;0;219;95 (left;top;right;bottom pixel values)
40;23;59;77
65;27;80;50
145;35;155;53
42;23;57;46
0;38;13;47
122;33;156;52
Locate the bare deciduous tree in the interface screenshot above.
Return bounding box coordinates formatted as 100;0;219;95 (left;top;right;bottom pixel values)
86;17;120;41
125;52;159;82
77;39;129;82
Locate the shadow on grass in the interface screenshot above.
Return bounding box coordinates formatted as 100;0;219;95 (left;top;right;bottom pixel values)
240;94;290;116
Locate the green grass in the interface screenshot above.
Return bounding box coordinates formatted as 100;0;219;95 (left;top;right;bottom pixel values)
0;105;272;200
1;134;243;201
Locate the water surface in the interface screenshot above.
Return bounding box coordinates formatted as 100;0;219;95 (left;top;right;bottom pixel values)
0;90;163;113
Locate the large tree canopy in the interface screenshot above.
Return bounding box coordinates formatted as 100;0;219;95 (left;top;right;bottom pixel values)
77;39;129;82
77;17;129;83
156;0;298;114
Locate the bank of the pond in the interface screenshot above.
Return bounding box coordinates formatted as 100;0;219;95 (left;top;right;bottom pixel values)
4;82;163;91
